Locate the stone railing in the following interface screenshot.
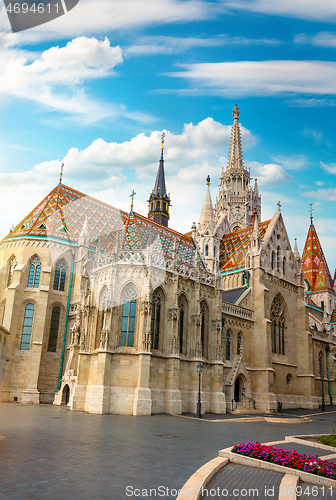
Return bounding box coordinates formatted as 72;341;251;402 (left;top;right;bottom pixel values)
222;301;254;321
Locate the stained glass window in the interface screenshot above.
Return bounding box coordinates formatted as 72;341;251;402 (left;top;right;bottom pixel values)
53;261;67;291
48;307;60;352
27;257;41;288
20;304;34;350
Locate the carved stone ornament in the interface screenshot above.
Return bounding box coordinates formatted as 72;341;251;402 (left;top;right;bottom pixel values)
195;340;203;358
171;336;180;355
192;314;202;326
169;307;178;321
141;301;151;315
99;329;110;350
216;344;222;361
212;318;221;331
142;332;151;352
80;332;86;352
70;309;82;346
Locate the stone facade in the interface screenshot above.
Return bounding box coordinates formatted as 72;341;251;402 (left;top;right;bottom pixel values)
1;106;335;415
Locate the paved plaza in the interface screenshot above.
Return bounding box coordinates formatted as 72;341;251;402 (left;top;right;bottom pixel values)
0;404;336;500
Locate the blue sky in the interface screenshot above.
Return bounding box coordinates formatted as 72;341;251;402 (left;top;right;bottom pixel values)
0;0;336;268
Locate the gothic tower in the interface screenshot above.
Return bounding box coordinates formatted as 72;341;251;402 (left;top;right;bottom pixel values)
148;133;171;227
215;105;261;232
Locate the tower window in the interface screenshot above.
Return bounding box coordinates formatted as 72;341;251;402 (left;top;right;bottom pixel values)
120;300;136;347
28;257;41;288
156;201;160;210
20;304;34;350
48;306;61;352
205;245;209;257
151;290;161;350
54;261;67;292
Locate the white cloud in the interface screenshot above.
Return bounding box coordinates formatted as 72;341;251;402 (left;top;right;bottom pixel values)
321;161;336;174
295;32;336;48
126;35;278;56
316;181;325;186
302;188;336;201
169;60;336;96
0;118;256;238
302;127;323;141
288;98;336;107
222;0;336;23
271;154;307;170
0;36;153;123
247;161;292;187
0;0;213;43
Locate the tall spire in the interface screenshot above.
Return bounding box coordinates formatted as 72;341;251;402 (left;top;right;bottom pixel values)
227;104;244;171
148;132;171;227
59;163;64;186
198;175;215;234
215;105;261;231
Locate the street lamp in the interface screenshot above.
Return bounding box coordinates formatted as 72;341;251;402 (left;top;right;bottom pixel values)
197;362;203;418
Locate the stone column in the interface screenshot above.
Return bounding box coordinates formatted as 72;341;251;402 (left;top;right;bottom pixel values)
210;362;226;413
133;300;152;415
164;310;182;414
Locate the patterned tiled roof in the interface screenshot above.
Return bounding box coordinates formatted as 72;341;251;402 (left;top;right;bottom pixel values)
220;220;271;272
302;223;333;292
2;183;200;268
307;296;322;309
331;309;336;324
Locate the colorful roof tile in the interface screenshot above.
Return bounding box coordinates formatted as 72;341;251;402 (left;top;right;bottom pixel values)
220;220;271;272
302;223;333;293
2;183;201;268
331;309;336;324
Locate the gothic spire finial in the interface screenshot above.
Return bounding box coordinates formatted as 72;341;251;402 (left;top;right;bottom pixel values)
277;201;281;212
130;190;136;213
206;175;210;186
227;104;244;171
59;163;64;186
233;104;240;120
309;203;314;224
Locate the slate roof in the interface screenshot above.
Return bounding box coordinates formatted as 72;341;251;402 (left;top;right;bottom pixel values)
222;286;247;304
302;223;333;293
2;183;201;268
220;220;271;272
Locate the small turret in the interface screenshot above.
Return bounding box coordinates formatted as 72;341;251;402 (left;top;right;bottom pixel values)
198;175;215;235
148;132;171;227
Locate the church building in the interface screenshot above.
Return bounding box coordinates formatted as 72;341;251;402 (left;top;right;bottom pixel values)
0;106;335;414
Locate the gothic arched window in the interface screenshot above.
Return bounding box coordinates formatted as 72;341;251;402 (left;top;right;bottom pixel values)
151;289;162;350
156;201;160;210
7;257;17;287
28;256;41;288
48;306;61;352
20;303;34;350
205;245;209;257
271;295;285;355
319;351;323;376
120;286;137;348
271;251;275;270
178;295;187;354
237;332;242;355
226;331;231;361
53;261;67;291
283;257;286;275
200;301;208;358
277;246;281;272
96;288;108;349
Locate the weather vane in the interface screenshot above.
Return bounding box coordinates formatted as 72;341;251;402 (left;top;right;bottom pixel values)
130;190;136;212
161;132;165;150
206;175;210;186
309;203;314;224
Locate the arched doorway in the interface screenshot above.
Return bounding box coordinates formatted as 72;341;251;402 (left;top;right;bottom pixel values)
62;384;70;406
234;378;240;402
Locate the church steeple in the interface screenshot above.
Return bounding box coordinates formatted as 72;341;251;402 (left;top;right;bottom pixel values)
215;105;261;232
227;105;244;171
148;133;171;227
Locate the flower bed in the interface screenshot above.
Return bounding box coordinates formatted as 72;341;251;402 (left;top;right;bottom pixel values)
232;442;336;480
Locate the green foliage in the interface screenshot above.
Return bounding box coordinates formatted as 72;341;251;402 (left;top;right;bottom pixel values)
318;429;336;447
